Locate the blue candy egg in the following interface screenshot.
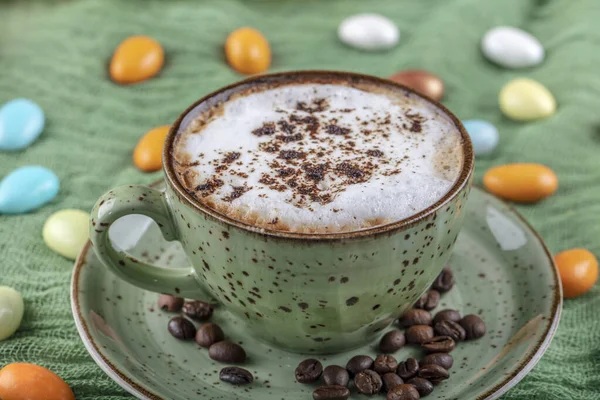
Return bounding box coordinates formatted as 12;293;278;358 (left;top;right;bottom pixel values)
0;166;59;214
463;119;499;156
0;98;45;151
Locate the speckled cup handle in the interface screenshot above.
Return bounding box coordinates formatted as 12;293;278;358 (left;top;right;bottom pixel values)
90;185;210;299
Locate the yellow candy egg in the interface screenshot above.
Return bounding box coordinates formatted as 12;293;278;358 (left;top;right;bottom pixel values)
110;35;164;84
43;209;89;260
225;27;271;75
0;286;24;341
133;125;170;172
0;363;75;400
483;163;558;203
499;78;556;121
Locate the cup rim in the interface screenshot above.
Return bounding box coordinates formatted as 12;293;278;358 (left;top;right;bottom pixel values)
163;70;474;241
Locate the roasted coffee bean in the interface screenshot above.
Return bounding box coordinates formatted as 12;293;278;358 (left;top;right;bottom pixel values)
396;358;419;380
407;377;433;396
386;383;420;400
413;293;427;310
434;320;466;342
323;365;350;387
399;309;432;327
219;367;253;385
374;354;399;374
382;372;403;393
380;330;406;353
413;290;440;311
295;359;323;383
167;316;195;340
208;340;246;363
423;290;440;311
182;300;213;321
418;364;449;384
459;314;487;340
312;385;351;400
431;267;454;292
158;294;184;312
195;322;225;348
354;369;383;395
421;336;455;353
346;355;374;376
421;353;453;370
432;309;461;325
405;325;434;344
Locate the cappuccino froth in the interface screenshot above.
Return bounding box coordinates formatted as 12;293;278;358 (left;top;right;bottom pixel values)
173;82;463;233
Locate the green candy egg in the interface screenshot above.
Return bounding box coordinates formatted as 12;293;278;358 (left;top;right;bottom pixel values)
43;209;89;260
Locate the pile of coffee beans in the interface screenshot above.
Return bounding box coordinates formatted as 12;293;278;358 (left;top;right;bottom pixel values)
294;267;487;399
158;294;253;385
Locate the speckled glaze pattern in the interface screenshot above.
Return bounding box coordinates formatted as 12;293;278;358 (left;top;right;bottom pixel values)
74;183;561;400
90;71;475;354
91;180;469;353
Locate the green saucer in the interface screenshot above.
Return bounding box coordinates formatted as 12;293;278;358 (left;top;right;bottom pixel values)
71;182;561;400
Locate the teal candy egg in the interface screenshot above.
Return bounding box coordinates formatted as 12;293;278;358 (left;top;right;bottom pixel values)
0;166;59;214
463;120;499;156
0;99;45;151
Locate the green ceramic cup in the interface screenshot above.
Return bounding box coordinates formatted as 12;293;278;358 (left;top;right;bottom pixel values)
90;71;474;354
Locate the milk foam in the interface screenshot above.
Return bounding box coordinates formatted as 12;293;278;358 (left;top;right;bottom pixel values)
173;83;463;233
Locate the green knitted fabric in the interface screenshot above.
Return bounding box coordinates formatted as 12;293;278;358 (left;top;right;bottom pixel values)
1;0;599;398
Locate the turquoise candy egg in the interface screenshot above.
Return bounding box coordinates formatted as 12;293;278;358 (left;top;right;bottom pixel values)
463;120;499;156
0;166;59;214
0;99;45;151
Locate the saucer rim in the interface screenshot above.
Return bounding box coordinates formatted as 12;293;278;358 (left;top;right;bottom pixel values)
70;181;562;400
71;240;163;400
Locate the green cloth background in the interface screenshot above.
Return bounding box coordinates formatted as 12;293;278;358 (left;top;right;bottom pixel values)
1;0;599;398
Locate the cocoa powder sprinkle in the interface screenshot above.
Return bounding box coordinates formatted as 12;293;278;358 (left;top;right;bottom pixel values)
252;122;276;136
183;94;417;211
222;185;251;202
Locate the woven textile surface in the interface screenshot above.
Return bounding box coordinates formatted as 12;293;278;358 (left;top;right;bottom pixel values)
1;0;599;398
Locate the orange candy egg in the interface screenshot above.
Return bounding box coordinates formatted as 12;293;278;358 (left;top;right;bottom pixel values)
225;27;271;75
110;35;164;84
483;163;558;203
0;363;75;400
389;70;445;101
555;249;598;298
133;125;170;172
